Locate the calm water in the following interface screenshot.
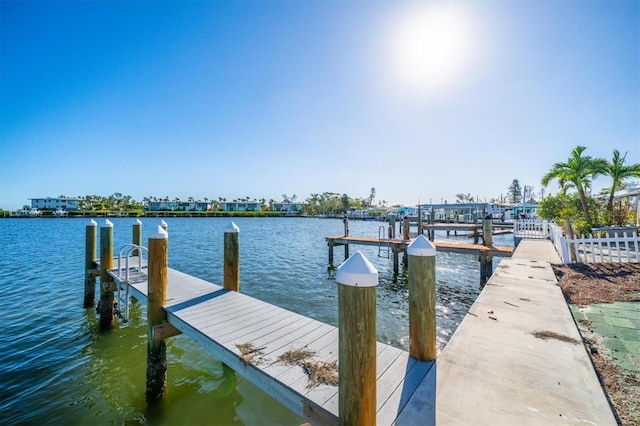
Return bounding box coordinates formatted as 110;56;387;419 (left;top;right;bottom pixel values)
0;217;512;425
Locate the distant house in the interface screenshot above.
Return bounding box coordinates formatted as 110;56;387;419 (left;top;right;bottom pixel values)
147;201;211;211
510;202;540;219
148;201;179;211
273;202;303;213
30;197;81;211
220;201;260;212
396;206;418;217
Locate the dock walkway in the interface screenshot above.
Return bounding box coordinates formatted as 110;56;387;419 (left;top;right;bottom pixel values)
326;235;514;257
100;263;435;425
433;240;617;425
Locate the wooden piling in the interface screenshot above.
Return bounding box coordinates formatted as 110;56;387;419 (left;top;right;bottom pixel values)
84;220;98;308
472;213;479;244
98;220;115;329
336;252;378;426
389;215;396;238
403;217;410;240
393;247;399;274
480;215;493;285
482;215;493;247
343;217;350;258
132;219;142;256
146;225;169;402
224;222;240;292
329;240;334;264
479;252;492;286
407;235;437;361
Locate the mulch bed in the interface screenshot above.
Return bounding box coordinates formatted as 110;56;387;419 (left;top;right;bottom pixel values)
553;262;640;426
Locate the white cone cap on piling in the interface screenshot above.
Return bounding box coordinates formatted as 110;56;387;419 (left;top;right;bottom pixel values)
225;221;240;233
135;219;142;225
336;251;378;287
102;219;113;227
407;234;436;256
88;219;97;226
150;225;168;239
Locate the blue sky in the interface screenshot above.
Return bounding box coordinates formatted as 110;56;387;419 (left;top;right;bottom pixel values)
1;0;638;210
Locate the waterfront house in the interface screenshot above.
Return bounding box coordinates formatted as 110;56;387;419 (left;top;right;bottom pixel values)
147;200;211;211
30;197;81;211
273;202;303;213
220;201;260;212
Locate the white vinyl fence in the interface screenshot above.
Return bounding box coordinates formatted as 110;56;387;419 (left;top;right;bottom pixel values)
562;232;639;263
513;219;552;239
544;221;639;263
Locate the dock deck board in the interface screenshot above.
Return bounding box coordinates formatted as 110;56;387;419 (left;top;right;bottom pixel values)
326;235;514;257
101;262;434;424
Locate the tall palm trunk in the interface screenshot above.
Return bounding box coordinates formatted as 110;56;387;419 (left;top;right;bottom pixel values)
576;184;591;224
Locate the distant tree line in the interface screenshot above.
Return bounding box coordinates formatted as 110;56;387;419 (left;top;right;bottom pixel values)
64;188;390;215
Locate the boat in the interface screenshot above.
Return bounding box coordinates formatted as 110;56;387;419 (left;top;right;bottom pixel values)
53;208;68;217
11;207;42;218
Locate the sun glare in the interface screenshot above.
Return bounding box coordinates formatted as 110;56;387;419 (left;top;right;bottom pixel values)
385;4;473;96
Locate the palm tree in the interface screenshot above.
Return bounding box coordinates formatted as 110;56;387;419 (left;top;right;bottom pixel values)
603;149;640;220
541;146;607;224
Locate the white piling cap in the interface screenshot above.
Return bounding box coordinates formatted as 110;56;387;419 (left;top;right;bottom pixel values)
135;218;142;225
150;225;168;239
160;219;168;227
88;219;97;226
336;252;378;287
407;235;436;256
102;219;113;227
225;221;240;233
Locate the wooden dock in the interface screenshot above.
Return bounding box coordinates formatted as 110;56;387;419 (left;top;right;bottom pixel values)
95;259;436;424
325;235;514;258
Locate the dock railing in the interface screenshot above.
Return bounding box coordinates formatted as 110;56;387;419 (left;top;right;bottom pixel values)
513;219;552;239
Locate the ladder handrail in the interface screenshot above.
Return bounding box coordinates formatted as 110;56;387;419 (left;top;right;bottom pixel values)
115;243;148;322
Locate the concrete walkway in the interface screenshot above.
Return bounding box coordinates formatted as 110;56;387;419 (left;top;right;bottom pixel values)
434;240;616;425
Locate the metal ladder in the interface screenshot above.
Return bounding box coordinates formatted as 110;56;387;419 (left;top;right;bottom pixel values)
113;243;148;322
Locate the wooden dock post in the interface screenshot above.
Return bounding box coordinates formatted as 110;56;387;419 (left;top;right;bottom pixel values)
407;235;437;361
482;215;493;247
480;215;493;285
329;240;334;264
224;222;240;292
472;212;479;244
84;219;98;308
393;247;399;274
336;252;378;426
147;225;169;402
429;208;435;241
132;218;142;256
388;214;396;238
480;252;492;286
403;217;410;240
343;217;350;258
98;219;115;329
